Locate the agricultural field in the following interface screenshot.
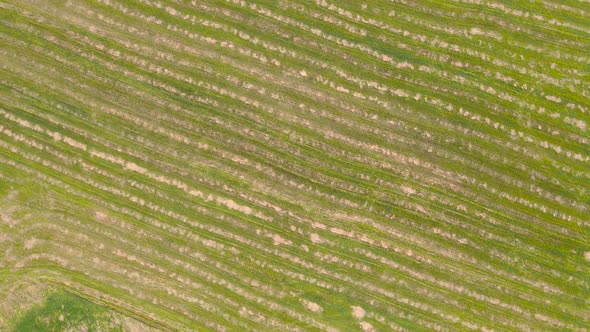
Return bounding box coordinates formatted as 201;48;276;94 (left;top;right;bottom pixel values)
0;0;589;331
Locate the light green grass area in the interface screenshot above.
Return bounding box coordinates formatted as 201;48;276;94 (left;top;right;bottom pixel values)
0;0;589;331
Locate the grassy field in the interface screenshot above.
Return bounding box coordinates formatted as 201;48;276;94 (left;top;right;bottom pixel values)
0;0;589;331
12;291;122;331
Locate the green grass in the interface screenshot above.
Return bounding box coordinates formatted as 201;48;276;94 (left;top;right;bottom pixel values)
0;0;589;330
12;291;121;332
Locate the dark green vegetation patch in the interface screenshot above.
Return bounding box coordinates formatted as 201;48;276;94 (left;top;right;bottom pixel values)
12;291;121;332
